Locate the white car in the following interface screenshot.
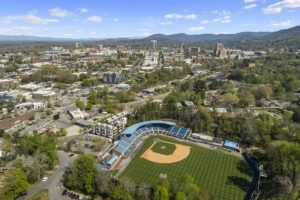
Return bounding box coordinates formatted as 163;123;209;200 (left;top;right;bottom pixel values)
42;177;48;182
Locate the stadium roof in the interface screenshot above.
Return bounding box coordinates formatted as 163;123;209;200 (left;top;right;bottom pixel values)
224;140;239;149
108;155;119;166
120;120;175;136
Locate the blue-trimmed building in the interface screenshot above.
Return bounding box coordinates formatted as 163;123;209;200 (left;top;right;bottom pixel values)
112;120;192;157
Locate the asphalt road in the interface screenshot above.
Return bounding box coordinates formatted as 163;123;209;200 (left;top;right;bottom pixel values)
17;151;73;200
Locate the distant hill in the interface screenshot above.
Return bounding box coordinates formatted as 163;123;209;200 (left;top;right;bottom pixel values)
0;25;300;49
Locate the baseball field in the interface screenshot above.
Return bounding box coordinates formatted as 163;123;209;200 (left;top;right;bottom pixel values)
120;136;252;200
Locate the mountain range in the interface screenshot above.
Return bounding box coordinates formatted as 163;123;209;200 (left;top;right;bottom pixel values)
0;25;300;49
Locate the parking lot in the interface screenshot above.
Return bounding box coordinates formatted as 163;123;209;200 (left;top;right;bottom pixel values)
62;189;93;200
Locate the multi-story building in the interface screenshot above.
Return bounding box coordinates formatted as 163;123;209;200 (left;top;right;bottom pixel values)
19;83;42;92
0;79;15;91
68;109;89;120
151;40;157;52
103;72;124;84
92;123;117;138
15;102;44;113
214;43;227;58
0;92;15;103
92;111;127;138
31;90;57;101
189;47;200;56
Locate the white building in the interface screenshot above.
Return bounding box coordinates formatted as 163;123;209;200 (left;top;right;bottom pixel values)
68;109;89;120
92;111;128;138
92;123;117;138
15;102;44;113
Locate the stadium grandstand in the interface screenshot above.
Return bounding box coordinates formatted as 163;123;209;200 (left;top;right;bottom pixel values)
100;121;192;170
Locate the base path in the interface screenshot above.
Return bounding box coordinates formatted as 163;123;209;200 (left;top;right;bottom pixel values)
141;141;191;164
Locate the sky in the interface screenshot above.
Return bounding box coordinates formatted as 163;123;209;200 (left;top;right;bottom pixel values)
0;0;299;38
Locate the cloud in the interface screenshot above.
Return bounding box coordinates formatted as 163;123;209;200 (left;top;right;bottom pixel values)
187;26;205;32
218;32;234;34
64;33;72;37
139;28;150;32
114;18;118;22
41;28;49;31
79;8;88;13
77;30;82;33
165;13;183;19
141;32;151;37
91;32;96;35
263;0;300;14
221;19;232;23
184;9;188;12
0;26;33;35
3;12;58;25
244;0;257;2
201;20;209;24
49;7;71;17
268;20;293;27
87;16;102;22
0;19;11;24
160;21;172;25
165;13;197;20
212;18;221;22
23;14;58;24
244;4;257;9
185;14;197;19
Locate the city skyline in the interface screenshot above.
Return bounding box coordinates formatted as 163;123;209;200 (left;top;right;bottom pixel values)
0;0;299;38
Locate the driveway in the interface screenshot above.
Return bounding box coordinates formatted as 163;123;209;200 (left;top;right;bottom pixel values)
17;151;73;200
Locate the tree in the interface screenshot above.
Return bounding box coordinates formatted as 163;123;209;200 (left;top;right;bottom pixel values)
88;89;98;105
23;151;48;183
3;169;28;199
239;91;255;107
175;192;187;200
86;102;93;110
76;99;85;110
6;101;15;113
29;115;35;121
0;129;5;137
292;107;300;122
22;96;26;102
64;155;100;195
217;93;239;106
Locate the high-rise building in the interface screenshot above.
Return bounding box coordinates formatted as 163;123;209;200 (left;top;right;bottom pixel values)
103;72;124;84
151;40;157;51
214;43;227;58
75;42;82;48
189;47;200;56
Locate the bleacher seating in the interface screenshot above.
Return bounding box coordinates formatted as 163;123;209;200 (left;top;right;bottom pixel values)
114;123;193;159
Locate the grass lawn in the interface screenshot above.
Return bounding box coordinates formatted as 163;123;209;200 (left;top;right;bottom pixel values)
121;136;252;200
151;141;176;155
27;189;49;200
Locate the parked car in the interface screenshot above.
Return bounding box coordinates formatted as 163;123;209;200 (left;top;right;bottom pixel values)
42;177;48;182
62;189;67;195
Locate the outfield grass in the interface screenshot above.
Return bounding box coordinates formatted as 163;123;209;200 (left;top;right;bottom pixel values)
121;136;252;200
27;189;49;200
151;141;176;155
